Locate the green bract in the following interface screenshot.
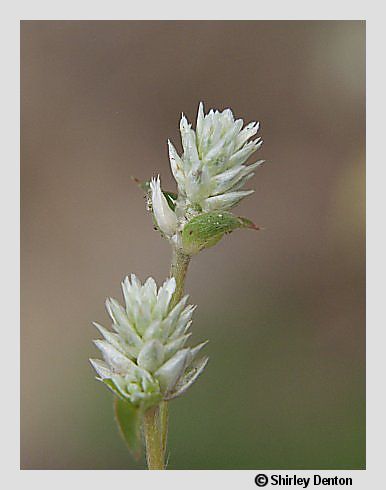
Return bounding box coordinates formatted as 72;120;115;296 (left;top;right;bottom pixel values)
181;211;259;255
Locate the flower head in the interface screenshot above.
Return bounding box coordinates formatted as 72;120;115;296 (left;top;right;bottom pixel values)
90;275;208;409
145;102;262;254
168;102;264;214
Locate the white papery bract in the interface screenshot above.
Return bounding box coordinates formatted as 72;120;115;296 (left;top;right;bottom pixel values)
168;102;264;214
90;275;208;409
150;176;177;237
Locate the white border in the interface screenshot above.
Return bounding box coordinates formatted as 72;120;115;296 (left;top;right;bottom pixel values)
0;1;369;21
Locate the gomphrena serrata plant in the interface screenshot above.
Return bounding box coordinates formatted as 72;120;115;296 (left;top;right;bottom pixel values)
90;102;264;469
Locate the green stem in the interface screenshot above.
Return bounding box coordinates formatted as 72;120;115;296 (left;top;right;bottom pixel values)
159;400;168;458
144;247;191;470
143;405;164;470
169;247;191;308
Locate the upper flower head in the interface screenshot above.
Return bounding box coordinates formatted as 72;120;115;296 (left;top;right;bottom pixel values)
90;274;208;409
168;102;264;213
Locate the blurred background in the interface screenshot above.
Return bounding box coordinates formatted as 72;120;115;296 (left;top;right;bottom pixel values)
20;21;365;469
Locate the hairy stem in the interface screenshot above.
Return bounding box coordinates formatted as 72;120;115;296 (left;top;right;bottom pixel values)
144;247;191;470
144;405;164;470
159;400;168;459
170;247;191;308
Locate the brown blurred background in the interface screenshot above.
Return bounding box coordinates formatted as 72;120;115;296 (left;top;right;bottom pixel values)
20;21;365;469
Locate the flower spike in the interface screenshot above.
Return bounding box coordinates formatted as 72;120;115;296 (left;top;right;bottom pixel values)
169;102;263;214
90;275;208;410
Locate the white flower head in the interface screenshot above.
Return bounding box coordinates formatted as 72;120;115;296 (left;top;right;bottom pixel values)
168;102;264;213
90;274;208;409
150;176;177;237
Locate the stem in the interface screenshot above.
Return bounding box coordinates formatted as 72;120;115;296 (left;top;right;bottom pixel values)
169;247;191;308
159;400;168;457
143;405;164;470
144;246;191;470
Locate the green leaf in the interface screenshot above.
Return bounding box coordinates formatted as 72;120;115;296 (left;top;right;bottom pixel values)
114;397;142;460
181;211;259;255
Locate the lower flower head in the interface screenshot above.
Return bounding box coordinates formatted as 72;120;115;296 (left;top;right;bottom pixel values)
90;274;208;409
